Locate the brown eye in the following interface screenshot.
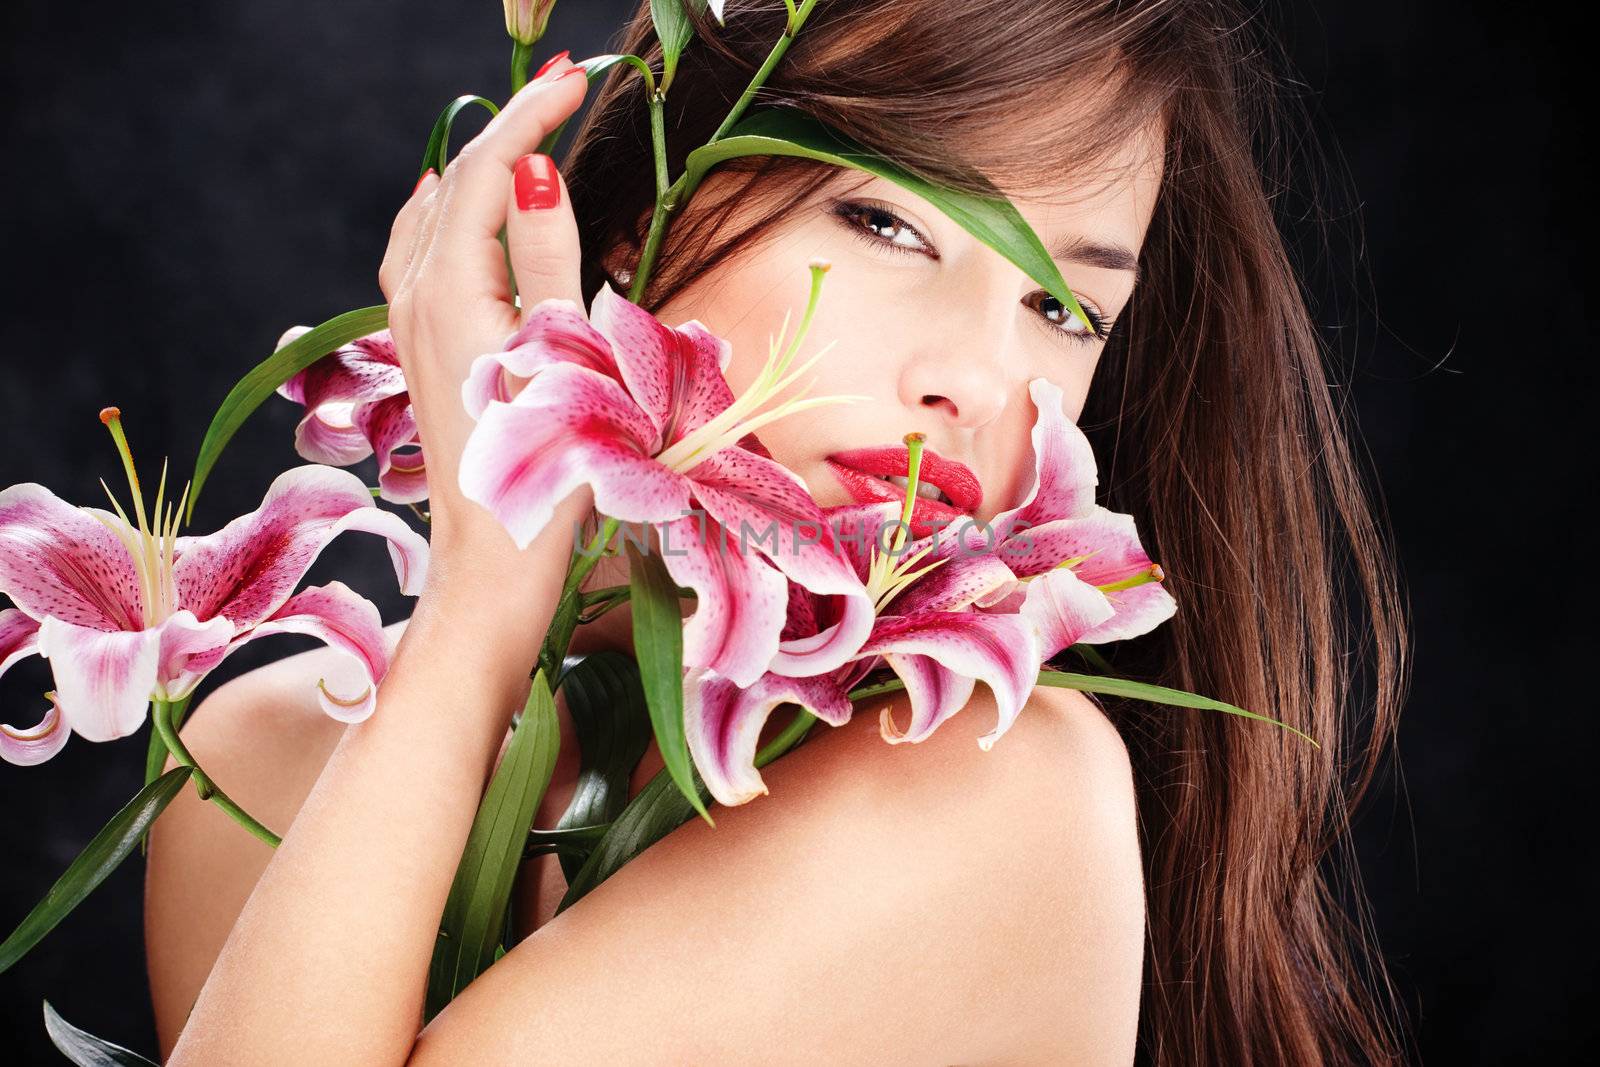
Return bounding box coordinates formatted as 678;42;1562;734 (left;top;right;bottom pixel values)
1025;290;1110;345
831;199;935;257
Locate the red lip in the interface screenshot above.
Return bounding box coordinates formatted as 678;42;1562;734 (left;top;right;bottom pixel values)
825;444;983;538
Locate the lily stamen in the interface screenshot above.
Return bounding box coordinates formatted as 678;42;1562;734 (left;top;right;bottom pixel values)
656;260;869;472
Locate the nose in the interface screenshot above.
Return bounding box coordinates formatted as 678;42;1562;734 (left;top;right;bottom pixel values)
898;342;1010;429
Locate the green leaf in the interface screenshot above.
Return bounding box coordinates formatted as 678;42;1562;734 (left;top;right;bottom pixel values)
556;757;706;913
42;1001;159;1066
651;1;710;92
556;708;817;913
419;95;500;179
536;55;654;158
624;540;711;826
1;768;192;975
187;304;390;522
425;672;561;1020
681;110;1094;332
551;651;653;882
1034;669;1322;748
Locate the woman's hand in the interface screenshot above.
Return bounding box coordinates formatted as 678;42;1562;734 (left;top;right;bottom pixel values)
378;54;593;584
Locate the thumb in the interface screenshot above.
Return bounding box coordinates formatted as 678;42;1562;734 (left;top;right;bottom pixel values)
505;152;584;322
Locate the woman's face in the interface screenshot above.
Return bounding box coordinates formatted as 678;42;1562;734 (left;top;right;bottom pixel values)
650;122;1164;533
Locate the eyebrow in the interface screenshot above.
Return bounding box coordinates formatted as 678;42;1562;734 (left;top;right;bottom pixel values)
1050;234;1142;283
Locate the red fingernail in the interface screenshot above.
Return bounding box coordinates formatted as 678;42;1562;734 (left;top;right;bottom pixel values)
514;154;560;211
533;50;570;81
412;168;435;195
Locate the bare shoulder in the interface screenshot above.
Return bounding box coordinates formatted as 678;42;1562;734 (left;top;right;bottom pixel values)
414;681;1144;1065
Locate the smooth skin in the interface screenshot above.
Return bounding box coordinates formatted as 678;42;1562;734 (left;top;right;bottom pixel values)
145;52;1155;1064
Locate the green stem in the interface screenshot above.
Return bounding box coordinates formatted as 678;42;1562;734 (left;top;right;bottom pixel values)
754;709;816;767
537;517;622;684
151;698;281;848
510;40;534;95
706;0;819;145
628;0;822;302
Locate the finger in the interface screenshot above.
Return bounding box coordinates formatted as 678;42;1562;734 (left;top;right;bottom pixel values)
378;170;440;303
430;65;589;259
505;153;584;318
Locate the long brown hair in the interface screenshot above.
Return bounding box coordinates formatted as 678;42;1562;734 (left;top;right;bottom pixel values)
559;2;1412;1061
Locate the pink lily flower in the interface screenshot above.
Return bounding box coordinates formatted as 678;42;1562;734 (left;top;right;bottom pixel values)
0;409;428;765
275;327;429;505
683;375;1178;808
937;377;1177;655
457;268;875;687
685;492;1046;807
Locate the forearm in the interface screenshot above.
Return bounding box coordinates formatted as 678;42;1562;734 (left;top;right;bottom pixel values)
169;510;580;1065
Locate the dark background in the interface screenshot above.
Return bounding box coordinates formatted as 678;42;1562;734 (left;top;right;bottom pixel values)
0;1;1586;1062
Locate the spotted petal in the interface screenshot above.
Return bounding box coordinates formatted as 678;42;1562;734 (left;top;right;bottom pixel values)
861;611;1040;751
172;464;428;629
683;666;859;807
0;483;144;630
458;363;689;548
279;332;409;465
657;514;790;688
461;297;621;419
589;282;735;448
0;609;68;766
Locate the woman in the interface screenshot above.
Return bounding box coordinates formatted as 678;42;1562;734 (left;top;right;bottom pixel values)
145;1;1409;1062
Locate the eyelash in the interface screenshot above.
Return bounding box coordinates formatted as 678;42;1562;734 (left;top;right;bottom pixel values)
828;198;1115;345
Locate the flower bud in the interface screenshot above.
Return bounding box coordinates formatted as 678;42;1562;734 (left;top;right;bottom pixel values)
503;0;557;47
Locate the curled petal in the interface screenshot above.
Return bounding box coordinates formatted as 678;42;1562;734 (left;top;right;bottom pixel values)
876;654;976;748
1016;567;1117;662
290;402;372;466
658;515;790;688
0;483;144;630
279;332;407;465
173;465;429;628
861;611;1040;751
589;283;735;446
354;393;428;505
766;583;876;679
985;378;1099;541
462;298;619;419
0;610;68;765
684;666;856;807
240;581;390;723
1;694;69;766
459;364;687;547
36;618;160;743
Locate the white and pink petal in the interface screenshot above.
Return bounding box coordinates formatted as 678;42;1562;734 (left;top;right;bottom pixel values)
0;483;145;630
459;365;689;547
172;465;428;629
0;609;68;765
239;581;390;723
35;617;160;743
462;298;621;418
658;515;790;688
683;665;857;807
860;611;1041;751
